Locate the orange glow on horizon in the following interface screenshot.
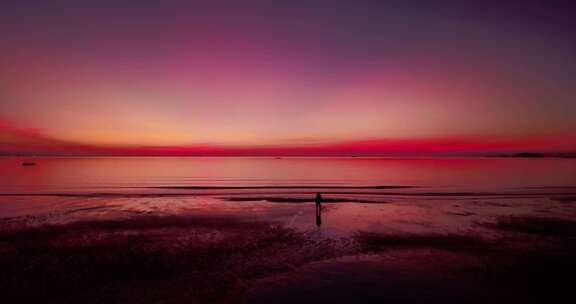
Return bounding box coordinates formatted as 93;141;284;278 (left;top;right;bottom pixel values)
1;1;575;155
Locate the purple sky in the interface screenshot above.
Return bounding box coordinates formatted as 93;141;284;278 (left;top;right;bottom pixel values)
1;0;575;155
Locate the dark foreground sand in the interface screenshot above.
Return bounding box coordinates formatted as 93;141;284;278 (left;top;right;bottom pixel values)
1;195;575;303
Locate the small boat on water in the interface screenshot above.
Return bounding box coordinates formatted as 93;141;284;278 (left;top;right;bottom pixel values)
22;162;36;166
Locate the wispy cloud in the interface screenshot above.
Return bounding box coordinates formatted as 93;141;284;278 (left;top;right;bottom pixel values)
2;120;574;156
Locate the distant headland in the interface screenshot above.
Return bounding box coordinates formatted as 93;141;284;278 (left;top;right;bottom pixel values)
488;152;576;159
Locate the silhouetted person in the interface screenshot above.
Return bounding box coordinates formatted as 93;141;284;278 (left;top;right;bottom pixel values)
315;192;323;227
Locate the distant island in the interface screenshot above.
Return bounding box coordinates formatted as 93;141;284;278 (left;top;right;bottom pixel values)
511;152;545;158
488;152;576;158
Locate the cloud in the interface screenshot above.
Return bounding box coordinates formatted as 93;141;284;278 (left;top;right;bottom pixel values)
1;119;574;156
0;120;92;155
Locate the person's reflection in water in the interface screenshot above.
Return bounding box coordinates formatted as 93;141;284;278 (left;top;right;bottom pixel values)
315;192;323;227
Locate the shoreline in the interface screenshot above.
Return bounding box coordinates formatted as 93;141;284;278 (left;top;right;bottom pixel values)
1;188;575;302
1;203;575;302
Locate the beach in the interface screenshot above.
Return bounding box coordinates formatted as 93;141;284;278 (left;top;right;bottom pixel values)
1;157;575;302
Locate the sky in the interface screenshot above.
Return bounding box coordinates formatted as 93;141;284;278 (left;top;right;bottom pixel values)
1;0;575;155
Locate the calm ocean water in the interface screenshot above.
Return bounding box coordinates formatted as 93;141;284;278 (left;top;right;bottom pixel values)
1;156;575;237
1;156;574;194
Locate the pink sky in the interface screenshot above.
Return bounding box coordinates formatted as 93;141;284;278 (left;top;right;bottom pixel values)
1;1;575;155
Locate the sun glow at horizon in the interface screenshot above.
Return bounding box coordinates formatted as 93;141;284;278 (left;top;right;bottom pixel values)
1;1;575;155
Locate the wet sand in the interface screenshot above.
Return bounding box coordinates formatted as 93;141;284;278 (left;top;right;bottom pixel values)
1;193;576;303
